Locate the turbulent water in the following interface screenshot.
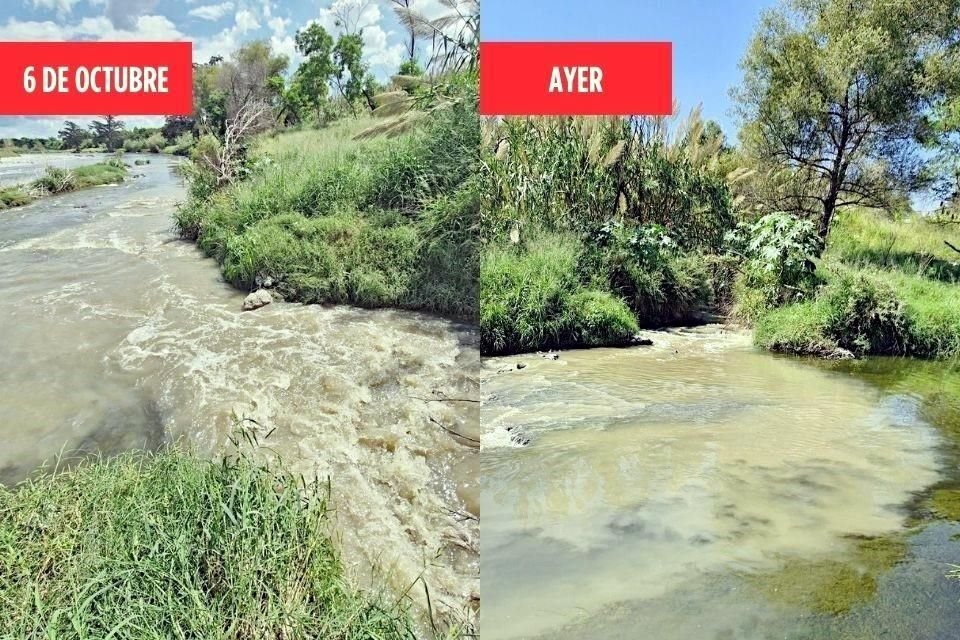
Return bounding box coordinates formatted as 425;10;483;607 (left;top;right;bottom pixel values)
481;327;960;639
0;155;479;626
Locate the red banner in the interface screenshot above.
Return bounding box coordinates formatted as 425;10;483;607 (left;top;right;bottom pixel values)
0;41;193;116
479;42;672;116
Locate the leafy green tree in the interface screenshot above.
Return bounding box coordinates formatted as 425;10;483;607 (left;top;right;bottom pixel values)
58;121;89;150
736;0;958;241
90;116;125;152
161;116;194;143
332;33;372;115
217;41;288;124
398;58;423;77
293;23;335;122
193;58;227;136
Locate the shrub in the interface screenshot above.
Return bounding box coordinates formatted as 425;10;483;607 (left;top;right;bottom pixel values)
0;186;34;210
730;212;822;318
566;289;640;347
147;132;167;153
480;234;638;354
582;222;712;326
820;272;911;355
755;270;913;357
31;166;76;194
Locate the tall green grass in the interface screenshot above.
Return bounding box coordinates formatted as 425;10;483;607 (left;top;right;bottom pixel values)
177;84;479;320
479;110;732;354
481;234;638;354
0;446;416;640
829;209;960;282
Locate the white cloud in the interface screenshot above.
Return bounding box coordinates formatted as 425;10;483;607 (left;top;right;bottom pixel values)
267;16;289;37
362;24;405;71
105;0;158;30
270;34;297;63
29;0;82;17
0;14;182;41
188;2;235;21
192;10;262;63
234;9;260;34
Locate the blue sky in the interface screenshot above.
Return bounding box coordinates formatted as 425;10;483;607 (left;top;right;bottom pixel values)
0;0;448;137
482;0;776;141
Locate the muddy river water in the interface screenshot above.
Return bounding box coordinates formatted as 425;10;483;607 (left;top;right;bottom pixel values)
482;327;960;639
0;155;479;626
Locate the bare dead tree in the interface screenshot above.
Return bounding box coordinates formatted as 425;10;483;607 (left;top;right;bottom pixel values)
331;0;374;35
199;100;270;186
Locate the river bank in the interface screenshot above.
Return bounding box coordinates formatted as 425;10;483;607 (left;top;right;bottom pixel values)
0;156;478;635
0;154;129;211
480;325;960;639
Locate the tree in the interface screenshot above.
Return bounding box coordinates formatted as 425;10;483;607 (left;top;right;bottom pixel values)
90;116;125;152
58;121;89;150
216;41;288;133
332;33;371;115
161;116;195;143
292;23;335;122
735;0;957;241
330;0;374;35
193;58;227;136
398;58;423;77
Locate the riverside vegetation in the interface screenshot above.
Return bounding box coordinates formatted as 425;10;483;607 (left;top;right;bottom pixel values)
0;2;480;638
480;0;960;359
175;74;479;320
0;441;417;639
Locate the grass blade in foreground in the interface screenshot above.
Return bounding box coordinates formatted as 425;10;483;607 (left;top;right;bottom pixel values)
0;447;417;639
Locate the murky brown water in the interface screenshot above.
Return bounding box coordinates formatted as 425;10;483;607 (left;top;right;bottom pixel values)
481;327;955;639
0;155;478;627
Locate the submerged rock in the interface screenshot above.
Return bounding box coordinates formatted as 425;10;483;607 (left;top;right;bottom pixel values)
629;334;654;346
542;352;559;360
242;289;273;311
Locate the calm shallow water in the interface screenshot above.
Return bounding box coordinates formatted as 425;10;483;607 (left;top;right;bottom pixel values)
0;156;479;626
481;327;960;639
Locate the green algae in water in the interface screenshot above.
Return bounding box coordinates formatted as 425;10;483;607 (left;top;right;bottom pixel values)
748;536;908;615
929;489;960;521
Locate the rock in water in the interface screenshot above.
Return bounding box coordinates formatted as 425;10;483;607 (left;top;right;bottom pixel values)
242;289;273;311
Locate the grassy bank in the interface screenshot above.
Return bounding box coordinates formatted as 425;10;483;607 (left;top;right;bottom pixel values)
0;447;416;639
176;81;479;320
751;209;960;359
479;113;732;355
0;160;128;212
478;114;959;360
